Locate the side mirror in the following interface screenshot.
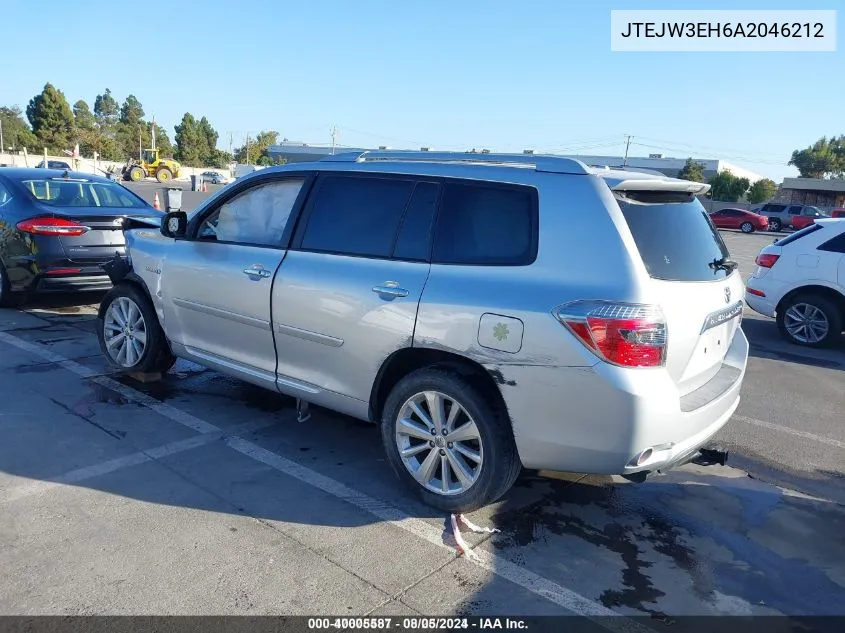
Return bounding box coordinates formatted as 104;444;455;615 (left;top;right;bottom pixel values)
160;210;188;239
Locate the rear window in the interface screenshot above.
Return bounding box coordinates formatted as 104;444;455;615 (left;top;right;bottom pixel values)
617;194;732;281
20;179;148;208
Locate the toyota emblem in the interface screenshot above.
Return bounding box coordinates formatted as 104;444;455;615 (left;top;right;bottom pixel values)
724;287;731;304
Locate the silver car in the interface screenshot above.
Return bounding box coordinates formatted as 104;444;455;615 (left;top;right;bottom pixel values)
96;151;749;512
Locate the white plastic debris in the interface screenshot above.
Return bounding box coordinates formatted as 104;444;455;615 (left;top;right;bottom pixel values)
450;513;500;560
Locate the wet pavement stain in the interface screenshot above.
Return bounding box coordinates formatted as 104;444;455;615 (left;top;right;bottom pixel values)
47;394;127;440
489;472;845;617
113;371;293;413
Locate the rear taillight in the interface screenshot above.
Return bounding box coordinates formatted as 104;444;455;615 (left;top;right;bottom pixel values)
16;217;89;237
553;301;667;368
755;253;779;268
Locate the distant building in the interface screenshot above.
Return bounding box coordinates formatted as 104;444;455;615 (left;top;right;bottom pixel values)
774;177;845;211
265;143;766;183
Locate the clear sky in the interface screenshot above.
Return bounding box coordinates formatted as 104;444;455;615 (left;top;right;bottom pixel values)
2;0;842;182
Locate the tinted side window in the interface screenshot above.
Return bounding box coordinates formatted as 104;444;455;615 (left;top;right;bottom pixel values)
300;175;415;258
432;182;536;266
393;182;438;261
763;204;786;213
818;232;845;254
786;205;804;215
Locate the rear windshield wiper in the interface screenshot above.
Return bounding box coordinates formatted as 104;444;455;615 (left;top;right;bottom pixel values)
709;257;738;273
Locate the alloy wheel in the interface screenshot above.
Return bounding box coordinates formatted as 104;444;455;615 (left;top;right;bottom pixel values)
103;296;148;367
395;391;483;496
784;302;829;344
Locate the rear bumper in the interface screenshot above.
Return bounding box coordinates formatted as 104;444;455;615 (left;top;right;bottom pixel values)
744;276;779;318
34;274;113;293
492;327;749;476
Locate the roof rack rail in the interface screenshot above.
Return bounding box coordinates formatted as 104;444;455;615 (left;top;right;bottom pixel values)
321;150;591;175
587;164;669;178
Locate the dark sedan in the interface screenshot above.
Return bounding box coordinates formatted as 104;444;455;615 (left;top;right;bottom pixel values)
0;168;159;306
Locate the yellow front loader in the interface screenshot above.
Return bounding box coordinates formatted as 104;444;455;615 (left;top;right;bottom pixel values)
122;148;181;183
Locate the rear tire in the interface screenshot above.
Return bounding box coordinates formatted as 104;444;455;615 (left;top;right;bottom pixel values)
380;367;522;513
769;218;782;232
156;168;172;183
97;283;176;373
777;293;843;348
740;222;754;233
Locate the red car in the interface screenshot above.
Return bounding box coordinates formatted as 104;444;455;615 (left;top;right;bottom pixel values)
790;208;831;230
708;208;769;233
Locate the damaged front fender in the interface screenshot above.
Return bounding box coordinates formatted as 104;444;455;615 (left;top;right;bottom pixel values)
101;251;133;285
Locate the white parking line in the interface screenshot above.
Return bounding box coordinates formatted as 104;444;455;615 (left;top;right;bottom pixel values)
734;414;845;450
0;330;649;630
0;331;218;434
0;420;275;504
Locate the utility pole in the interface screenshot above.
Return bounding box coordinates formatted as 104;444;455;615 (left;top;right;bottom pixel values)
229;133;233;160
151;117;156;152
330;125;338;155
623;134;633;166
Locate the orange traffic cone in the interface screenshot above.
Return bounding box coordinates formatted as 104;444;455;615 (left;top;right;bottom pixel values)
153;192;161;210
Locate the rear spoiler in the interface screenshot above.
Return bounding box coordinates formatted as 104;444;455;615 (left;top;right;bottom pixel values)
611;179;711;196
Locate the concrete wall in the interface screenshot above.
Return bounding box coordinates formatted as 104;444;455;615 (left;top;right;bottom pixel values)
0;151;232;181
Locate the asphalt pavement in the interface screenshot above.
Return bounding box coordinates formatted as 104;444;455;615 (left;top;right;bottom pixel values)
0;228;843;619
713;230;845;504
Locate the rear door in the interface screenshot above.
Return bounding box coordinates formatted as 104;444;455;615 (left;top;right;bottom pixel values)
615;190;745;394
271;173;437;402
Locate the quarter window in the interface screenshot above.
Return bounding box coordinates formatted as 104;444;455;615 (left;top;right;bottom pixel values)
300;175;415;258
197;178;305;246
432;182;537;265
818;232;845;254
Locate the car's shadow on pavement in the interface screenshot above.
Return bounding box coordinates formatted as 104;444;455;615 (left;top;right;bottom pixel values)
3;356;845;619
2;305;845;619
742;315;845;371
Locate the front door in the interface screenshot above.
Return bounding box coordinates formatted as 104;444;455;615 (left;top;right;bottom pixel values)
161;175;309;384
271;174;438;405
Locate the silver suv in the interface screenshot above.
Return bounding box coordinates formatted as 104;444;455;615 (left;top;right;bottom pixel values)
96;151;749;512
757;202;829;232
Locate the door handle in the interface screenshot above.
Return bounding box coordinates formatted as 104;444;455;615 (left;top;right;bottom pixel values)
243;267;271;278
372;283;409;298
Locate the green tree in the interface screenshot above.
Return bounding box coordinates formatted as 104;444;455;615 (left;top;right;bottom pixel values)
708;170;750;202
119;95;145;127
114;95;149;158
234;130;279;164
174;113;223;166
174;113;205;166
72;100;96;132
26;83;75;151
148;122;173;158
93;88;119;130
73;100;98;157
747;178;778;204
210;149;234;168
0;106;38;150
677;158;707;183
788;136;845;179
